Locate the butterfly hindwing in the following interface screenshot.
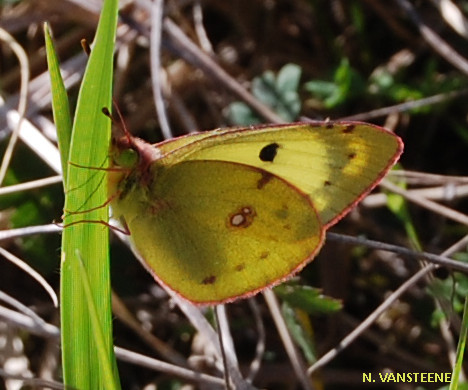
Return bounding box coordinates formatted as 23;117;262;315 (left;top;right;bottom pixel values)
113;159;323;304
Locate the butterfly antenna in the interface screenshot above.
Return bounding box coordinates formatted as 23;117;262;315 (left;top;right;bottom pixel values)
80;40;132;145
81;39;130;142
82;40;130;142
101;107;117;129
101;105;135;147
112;99;134;144
80;38;91;56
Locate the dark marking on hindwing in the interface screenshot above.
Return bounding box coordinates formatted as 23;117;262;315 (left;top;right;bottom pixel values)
202;275;216;285
257;171;274;189
342;124;356;134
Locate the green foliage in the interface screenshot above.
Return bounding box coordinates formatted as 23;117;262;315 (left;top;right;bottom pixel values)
436;383;468;390
0;0;21;5
305;56;467;114
275;283;342;364
228;63;302;125
447;296;468;390
45;21;72;183
370;70;423;103
275;283;342;315
429;274;468;324
385;164;421;251
304;58;365;108
281;302;317;364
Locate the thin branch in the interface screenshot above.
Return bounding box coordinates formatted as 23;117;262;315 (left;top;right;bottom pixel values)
246;298;265;383
339;88;468;121
309;233;468;373
0;305;59;339
0;224;61;241
308;265;436;373
430;0;468;39
381;180;468;227
326;232;468;274
0;247;58;307
162;18;285;124
193;1;214;54
114;346;226;386
264;290;313;390
0;175;62;196
364;183;468;208
0;369;65;390
0;27;30;186
150;0;173;139
395;0;468;76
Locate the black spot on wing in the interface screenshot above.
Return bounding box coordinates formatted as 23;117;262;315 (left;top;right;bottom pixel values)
259;143;280;162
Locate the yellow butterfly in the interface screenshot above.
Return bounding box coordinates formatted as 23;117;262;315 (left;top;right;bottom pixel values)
108;122;403;305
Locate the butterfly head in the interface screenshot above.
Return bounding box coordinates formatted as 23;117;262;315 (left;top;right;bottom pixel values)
110;135;139;169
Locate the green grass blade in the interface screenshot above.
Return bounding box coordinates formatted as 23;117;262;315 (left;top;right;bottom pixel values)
44;22;72;184
75;249;119;389
449;297;468;390
57;0;120;388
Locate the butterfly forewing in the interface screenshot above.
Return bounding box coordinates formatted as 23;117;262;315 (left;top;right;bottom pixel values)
164;122;403;227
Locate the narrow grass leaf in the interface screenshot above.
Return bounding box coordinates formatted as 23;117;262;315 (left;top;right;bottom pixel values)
44;23;72;184
57;0;120;388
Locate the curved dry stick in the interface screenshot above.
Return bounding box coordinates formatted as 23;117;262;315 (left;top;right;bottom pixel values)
150;0;173;139
308;264;436;373
0;247;58;308
308;233;468;373
264;290;313;390
0;27;30;186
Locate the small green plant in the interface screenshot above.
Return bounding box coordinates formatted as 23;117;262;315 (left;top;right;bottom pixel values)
304;58;365;109
228;63;302;125
275;283;342;364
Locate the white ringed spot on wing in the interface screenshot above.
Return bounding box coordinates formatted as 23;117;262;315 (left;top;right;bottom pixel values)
228;206;257;228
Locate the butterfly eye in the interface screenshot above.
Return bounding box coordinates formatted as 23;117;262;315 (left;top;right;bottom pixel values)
113;148;138;168
259;142;280;162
